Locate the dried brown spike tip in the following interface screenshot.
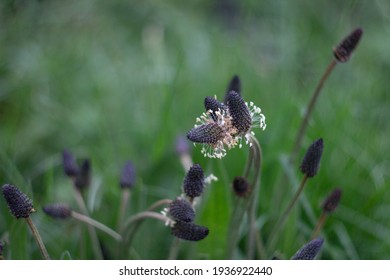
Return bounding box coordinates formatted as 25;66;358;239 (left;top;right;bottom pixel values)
322;187;342;214
187;123;224;144
171;220;209;241
2;184;35;219
43;203;72;219
333;27;363;63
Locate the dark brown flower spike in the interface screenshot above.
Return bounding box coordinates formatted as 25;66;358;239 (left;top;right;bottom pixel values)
300;138;324;178
74;159;91;190
119;161;136;189
62;149;79;177
333;27;363;63
232;176;250;197
227;75;241;95
171;220;209;241
183;164;205;198
322;187;342;214
226;90;251;134
43;203;72;219
291;238;324;260
168;198;195;223
2;184;35;219
187;123;224;144
204;96;226;122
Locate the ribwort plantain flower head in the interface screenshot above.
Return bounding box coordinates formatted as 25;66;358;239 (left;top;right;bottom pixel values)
291;238;324;260
300;138;324;178
119;161;136;189
322;187;342;214
232;176;250;197
43;203;72;219
167;198;195;223
171;220;209;241
183;164;205;198
333;27;363;63
74;159;91;190
187;90;266;159
62;149;79;177
2;184;35;219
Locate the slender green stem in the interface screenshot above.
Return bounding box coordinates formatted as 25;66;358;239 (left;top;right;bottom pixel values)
25;217;50;260
311;211;327;239
71;211;122;241
267;174;309;254
72;187;103;260
291;59;337;163
146;199;173;212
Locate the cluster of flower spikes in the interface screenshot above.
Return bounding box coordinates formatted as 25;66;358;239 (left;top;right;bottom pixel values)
187;77;266;159
163;164;210;241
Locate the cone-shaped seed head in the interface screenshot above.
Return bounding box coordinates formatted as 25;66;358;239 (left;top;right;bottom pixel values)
120;161;136;189
322;188;342;214
333;27;363;63
168;198;195;223
43;203;72;219
183;164;205;198
291;238;324;260
2;184;35;219
204;96;226;122
171;220;209;241
226;91;251;134
74;159;91;190
300;138;324;178
187;123;224;144
227;75;241;95
232;176;250;197
62;149;79;177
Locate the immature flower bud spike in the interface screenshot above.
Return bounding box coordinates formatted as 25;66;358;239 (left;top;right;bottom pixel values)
204;96;226;122
333;27;363;63
120;161;136;189
74;159;91;190
183;164;205;198
232;176;250;197
300;138;324;178
168;198;195;223
171;220;209;241
2;184;35;219
227;75;241;95
226;91;251;134
43;203;72;219
322;188;342;214
62;149;79;177
187;123;224;144
291;238;324;260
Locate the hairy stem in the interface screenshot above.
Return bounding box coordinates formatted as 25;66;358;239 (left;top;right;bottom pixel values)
267;174;309;254
71;211;122;241
291;59;337;163
25;217;50;260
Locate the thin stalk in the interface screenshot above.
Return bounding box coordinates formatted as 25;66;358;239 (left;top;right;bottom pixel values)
180;154;193;172
267;174;309;254
146;199;173;211
117;189;131;231
72;187;103;259
311;212;327;239
71;211;122;241
291;59;337;163
168;238;182;260
25;217;50;260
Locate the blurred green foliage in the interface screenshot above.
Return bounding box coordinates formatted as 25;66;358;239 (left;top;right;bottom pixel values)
0;0;389;259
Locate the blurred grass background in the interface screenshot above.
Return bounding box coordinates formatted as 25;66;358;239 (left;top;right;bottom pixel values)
0;0;389;260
